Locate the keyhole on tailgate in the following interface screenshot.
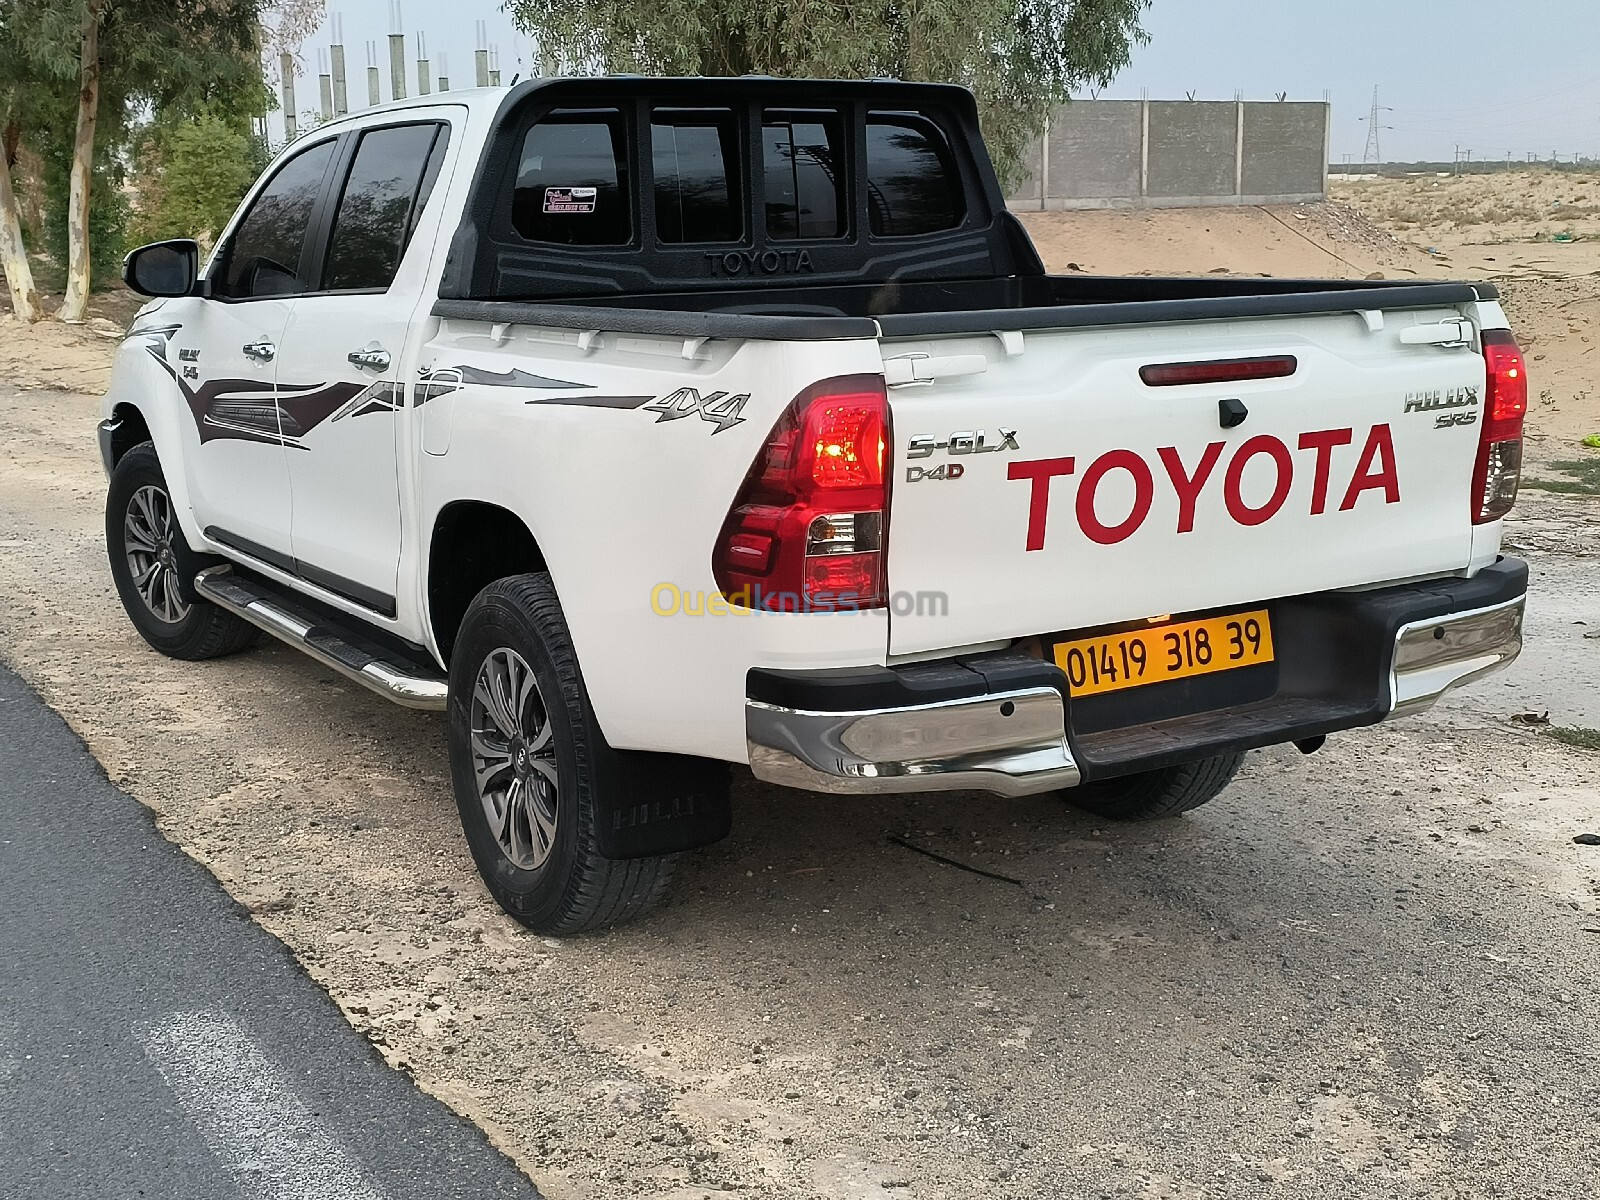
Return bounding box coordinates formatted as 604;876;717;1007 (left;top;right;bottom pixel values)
999;701;1016;717
1218;398;1249;429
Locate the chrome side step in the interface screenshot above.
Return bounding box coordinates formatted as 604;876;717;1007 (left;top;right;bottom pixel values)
194;566;448;711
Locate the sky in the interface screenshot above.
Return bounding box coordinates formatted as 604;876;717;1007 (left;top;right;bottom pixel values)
290;0;1600;164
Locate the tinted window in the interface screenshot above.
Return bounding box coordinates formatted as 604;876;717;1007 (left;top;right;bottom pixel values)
763;112;843;240
511;111;629;246
652;109;740;244
323;124;445;291
222;138;336;297
865;116;965;238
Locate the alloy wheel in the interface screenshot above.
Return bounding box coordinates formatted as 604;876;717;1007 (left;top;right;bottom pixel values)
123;484;190;624
469;647;560;870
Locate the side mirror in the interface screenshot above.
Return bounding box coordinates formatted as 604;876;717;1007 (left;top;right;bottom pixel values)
123;239;199;298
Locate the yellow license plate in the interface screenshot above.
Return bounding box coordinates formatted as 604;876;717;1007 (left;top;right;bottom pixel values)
1052;609;1274;698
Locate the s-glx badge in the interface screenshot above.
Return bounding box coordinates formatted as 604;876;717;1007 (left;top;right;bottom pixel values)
905;428;1020;459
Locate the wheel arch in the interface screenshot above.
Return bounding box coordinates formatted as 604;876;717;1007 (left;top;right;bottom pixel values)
101;340;208;551
104;402;153;468
426;499;548;664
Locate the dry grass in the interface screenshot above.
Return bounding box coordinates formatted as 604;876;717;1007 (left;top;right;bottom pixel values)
1332;170;1600;243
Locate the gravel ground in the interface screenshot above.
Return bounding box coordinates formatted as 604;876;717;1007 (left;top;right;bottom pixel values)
1;381;1598;1199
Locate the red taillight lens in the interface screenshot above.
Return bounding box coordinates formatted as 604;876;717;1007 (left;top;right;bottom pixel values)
1472;329;1526;524
807;396;886;489
714;375;890;611
1139;355;1299;387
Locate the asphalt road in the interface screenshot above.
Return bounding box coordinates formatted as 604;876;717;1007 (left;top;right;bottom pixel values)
0;663;542;1200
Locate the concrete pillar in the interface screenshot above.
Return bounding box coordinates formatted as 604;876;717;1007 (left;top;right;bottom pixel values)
330;44;348;116
367;65;381;106
280;53;297;141
318;72;333;121
417;58;430;95
1139;98;1150;199
1234;100;1245;198
389;33;406;101
475;48;489;88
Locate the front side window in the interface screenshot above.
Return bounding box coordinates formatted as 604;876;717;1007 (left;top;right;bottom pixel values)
323;123;448;292
763;112;844;240
865;115;965;238
652;109;741;244
220;138;337;298
511;111;630;246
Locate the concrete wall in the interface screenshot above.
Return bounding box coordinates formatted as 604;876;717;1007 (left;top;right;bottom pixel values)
1008;99;1329;211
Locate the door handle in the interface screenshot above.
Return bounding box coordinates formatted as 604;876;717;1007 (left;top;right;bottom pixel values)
347;346;391;371
1399;320;1474;348
883;353;989;388
242;339;276;363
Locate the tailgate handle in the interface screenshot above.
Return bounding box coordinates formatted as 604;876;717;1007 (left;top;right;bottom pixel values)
883;353;989;388
1399;320;1474;347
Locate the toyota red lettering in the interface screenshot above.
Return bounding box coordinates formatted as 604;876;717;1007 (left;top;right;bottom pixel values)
1010;425;1403;550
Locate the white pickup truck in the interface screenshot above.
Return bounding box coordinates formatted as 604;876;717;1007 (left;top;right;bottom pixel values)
103;78;1527;933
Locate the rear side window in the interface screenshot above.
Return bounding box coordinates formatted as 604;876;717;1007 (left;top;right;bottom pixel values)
762;112;844;240
512;111;630;246
221;138;336;298
866;116;965;238
323;123;447;291
652;109;741;244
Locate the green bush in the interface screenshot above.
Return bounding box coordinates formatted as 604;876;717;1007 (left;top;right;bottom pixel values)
131;115;263;250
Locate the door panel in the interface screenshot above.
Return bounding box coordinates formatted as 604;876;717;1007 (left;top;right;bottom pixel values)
167;301;295;554
280;121;451;612
172;135;342;558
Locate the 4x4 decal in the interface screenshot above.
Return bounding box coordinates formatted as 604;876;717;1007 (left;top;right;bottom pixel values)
418;366;753;434
641;388;749;433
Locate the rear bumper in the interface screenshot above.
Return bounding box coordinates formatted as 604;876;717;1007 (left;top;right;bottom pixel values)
746;557;1527;797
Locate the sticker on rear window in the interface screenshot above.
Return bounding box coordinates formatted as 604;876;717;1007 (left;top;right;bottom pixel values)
543;186;597;214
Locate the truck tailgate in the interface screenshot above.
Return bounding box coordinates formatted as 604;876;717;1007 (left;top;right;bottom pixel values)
882;307;1487;656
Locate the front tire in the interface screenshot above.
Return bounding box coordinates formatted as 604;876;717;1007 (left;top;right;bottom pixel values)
447;574;675;936
1066;752;1245;821
106;443;259;661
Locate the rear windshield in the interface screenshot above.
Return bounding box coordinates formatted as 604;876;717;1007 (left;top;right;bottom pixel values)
866;114;965;237
762;111;845;240
511;109;631;246
652;108;742;244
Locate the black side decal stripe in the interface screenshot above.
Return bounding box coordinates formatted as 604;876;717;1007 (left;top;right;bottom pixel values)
443;365;590;389
523;395;653;409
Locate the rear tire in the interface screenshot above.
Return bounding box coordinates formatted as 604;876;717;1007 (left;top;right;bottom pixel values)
1066;751;1245;821
106;442;259;661
447;573;676;936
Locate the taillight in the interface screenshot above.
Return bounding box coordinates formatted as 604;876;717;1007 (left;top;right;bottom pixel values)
1472;329;1526;524
714;375;890;611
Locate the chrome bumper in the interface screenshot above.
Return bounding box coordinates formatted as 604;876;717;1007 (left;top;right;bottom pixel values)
747;575;1526;798
1389;596;1524;718
747;686;1081;798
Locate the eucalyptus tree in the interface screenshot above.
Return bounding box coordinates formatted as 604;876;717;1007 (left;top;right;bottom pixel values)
505;0;1150;183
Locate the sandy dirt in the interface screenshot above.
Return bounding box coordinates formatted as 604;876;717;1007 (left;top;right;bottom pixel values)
2;191;1599;1198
